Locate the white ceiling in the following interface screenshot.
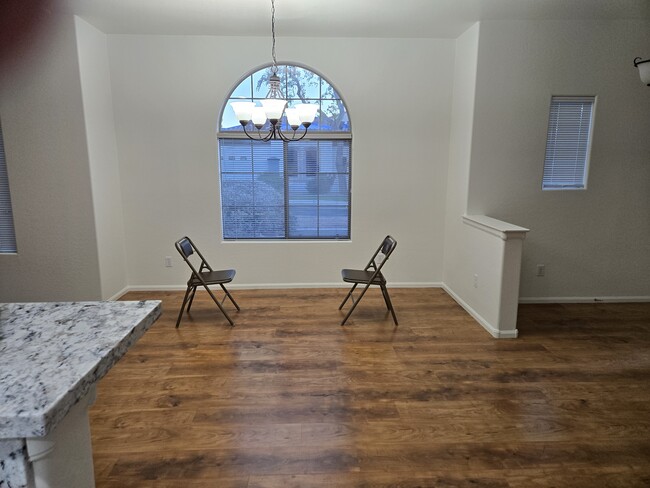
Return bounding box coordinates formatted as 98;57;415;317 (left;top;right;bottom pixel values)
65;0;650;38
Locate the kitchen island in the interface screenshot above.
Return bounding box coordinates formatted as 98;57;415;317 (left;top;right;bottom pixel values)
0;300;162;488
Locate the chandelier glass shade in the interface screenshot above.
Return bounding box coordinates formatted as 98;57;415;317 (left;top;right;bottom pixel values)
230;0;319;142
634;57;650;86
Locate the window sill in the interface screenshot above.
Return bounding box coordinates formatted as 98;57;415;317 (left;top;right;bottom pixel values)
221;239;351;244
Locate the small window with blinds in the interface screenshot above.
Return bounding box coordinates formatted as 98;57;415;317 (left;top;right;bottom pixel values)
0;119;17;253
218;64;351;240
542;96;596;190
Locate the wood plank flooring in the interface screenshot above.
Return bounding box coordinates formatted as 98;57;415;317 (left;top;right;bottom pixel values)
90;288;650;487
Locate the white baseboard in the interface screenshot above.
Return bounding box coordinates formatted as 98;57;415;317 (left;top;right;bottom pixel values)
110;283;645;338
123;282;443;293
519;296;650;304
126;283;342;292
442;284;518;339
388;282;443;288
106;286;130;301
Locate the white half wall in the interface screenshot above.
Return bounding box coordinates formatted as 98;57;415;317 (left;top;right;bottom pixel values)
468;20;650;300
452;215;528;338
0;14;102;302
106;35;455;288
75;17;128;300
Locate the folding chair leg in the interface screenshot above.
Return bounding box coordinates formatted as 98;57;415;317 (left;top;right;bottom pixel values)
203;285;235;327
341;283;372;326
339;283;358;310
380;284;399;325
175;286;193;328
220;283;240;311
186;286;198;312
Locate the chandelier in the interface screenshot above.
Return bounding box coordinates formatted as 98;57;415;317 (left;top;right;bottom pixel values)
230;0;318;142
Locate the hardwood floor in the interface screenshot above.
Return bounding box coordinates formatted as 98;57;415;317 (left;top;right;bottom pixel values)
90;288;650;487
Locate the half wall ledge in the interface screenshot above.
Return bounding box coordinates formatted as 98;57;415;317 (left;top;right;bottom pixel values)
462;215;530;241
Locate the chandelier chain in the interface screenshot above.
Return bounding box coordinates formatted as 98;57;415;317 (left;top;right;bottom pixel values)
228;0;318;141
271;0;277;74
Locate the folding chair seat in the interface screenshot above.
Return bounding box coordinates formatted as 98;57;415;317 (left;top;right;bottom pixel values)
174;236;240;327
339;235;398;326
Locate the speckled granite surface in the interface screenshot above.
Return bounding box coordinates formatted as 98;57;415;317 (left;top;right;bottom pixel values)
0;300;161;487
0;300;161;439
0;439;32;487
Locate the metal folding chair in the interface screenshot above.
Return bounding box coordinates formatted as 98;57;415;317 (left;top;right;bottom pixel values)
339;235;398;326
174;236;240;327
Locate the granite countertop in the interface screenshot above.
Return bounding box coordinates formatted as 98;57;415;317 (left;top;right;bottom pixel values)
0;300;162;439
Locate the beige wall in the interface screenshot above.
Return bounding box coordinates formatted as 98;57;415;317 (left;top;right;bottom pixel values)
75;17;128;299
1;15;648;303
107;35;454;288
0;14;102;302
443;23;480;298
468;20;650;299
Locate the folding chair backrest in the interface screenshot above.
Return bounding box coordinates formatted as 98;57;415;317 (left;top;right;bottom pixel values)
380;235;397;260
178;237;194;258
175;236;212;277
367;235;397;274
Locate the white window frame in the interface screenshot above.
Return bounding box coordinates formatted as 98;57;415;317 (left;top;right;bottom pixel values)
542;95;596;191
217;64;352;240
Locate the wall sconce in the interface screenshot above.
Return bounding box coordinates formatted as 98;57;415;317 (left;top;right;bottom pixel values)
634;57;650;86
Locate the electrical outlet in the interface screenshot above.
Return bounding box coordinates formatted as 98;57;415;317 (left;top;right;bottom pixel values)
164;256;173;267
536;264;545;277
473;274;478;288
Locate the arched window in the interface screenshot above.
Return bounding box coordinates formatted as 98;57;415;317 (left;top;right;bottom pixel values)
218;64;351;240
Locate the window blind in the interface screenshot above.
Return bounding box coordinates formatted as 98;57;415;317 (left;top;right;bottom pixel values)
220;138;351;239
542;96;595;190
0;120;17;252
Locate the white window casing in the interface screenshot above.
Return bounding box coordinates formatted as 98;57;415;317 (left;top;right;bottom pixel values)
542;96;596;190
